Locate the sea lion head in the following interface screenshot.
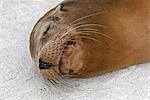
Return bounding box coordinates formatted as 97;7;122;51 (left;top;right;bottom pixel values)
30;0;150;83
30;0;111;82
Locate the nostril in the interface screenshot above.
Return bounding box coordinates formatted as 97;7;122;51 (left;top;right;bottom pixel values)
69;69;75;75
65;38;76;45
39;59;55;69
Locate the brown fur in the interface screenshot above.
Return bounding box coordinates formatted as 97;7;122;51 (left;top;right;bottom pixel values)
30;0;150;80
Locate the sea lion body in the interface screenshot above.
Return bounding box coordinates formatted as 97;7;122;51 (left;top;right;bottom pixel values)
30;0;150;80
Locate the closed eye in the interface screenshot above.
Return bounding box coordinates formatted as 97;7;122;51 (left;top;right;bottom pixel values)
43;16;60;37
43;24;51;36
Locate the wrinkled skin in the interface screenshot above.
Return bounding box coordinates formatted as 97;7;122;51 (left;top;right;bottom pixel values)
30;0;150;80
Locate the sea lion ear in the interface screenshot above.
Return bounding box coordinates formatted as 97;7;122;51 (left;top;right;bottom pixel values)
60;3;66;11
57;3;67;11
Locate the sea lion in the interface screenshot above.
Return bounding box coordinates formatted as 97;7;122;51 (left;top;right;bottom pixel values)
30;0;150;82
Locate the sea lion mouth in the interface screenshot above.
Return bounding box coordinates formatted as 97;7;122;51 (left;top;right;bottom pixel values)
39;59;56;69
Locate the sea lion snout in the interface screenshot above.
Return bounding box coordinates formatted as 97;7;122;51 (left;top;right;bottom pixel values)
37;35;77;77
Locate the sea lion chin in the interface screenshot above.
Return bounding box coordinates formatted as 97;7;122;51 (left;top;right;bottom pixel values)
30;0;150;81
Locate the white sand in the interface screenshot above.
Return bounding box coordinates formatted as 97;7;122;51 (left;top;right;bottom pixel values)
0;0;150;100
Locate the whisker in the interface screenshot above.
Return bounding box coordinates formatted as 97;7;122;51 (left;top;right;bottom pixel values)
60;23;107;39
53;69;69;84
52;70;68;85
52;78;71;88
72;12;106;24
77;27;100;32
44;80;58;89
46;71;60;87
53;69;75;88
45;82;51;87
51;69;101;91
77;30;112;39
55;77;74;89
52;26;68;42
53;77;64;84
48;79;56;86
77;23;107;28
77;35;102;43
55;25;69;39
48;72;75;90
75;32;93;36
55;76;82;91
51;79;58;84
72;21;87;27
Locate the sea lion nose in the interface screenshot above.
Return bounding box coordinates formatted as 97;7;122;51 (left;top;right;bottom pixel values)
65;38;76;45
39;59;55;69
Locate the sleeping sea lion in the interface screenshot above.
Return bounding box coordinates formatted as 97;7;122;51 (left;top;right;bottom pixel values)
29;0;150;82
